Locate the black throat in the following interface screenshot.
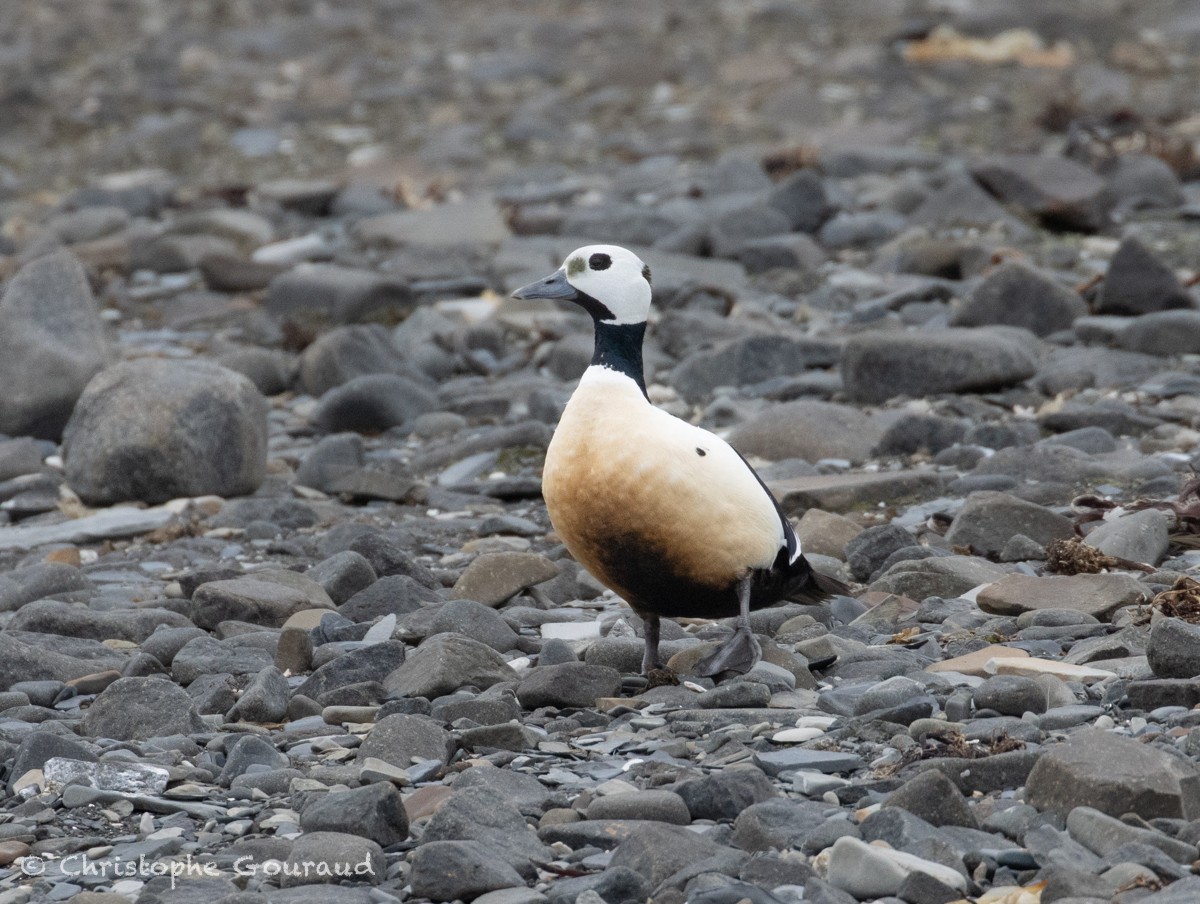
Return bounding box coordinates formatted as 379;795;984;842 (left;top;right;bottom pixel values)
592;320;648;398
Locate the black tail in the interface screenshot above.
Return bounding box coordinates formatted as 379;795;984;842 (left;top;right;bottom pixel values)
751;551;850;608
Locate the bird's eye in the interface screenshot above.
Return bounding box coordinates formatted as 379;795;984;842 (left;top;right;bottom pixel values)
588;252;612;271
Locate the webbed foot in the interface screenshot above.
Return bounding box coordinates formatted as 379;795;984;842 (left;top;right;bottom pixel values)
693;626;761;678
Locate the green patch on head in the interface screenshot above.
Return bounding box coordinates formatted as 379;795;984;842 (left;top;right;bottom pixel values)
567;256;586;277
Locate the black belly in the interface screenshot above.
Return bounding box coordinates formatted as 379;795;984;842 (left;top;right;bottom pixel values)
589;531;817;621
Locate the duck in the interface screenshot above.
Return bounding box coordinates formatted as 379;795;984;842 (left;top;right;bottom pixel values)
513;244;846;677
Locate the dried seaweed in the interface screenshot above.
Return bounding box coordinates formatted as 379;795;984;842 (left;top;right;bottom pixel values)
1045;537;1120;575
1148;576;1200;624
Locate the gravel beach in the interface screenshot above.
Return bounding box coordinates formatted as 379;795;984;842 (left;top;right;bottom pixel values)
0;2;1199;903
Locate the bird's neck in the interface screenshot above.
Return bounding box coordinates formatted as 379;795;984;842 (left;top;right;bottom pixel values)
592;320;647;398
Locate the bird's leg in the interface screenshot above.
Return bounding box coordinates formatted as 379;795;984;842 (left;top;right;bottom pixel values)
694;574;761;678
641;615;679;686
641;614;662;674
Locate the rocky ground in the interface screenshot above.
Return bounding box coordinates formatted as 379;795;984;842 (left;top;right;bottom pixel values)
1;1;1200;903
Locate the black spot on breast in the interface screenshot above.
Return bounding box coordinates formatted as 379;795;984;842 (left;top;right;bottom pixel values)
696;448;707;457
589;252;612;270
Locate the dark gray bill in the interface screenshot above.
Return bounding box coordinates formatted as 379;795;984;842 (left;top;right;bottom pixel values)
511;268;579;301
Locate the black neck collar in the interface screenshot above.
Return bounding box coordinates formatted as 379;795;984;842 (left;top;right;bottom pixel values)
592;320;648;398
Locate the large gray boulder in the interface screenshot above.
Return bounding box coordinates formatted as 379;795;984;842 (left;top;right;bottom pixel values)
841;327;1040;404
1026;728;1200;819
0;250;111;439
63;358;268;505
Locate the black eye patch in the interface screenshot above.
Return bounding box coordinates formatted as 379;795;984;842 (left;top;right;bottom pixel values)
588;252;612;271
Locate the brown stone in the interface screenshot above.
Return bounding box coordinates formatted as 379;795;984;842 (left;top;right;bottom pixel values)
976;573;1149;621
0;840;30;866
927;645;1029;678
66;670;122;695
795;508;863;560
404;784;454;822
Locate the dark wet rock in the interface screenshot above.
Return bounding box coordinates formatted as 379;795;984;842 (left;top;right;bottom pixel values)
210;498;319;531
296;433;367;493
874;413;966;456
1039;425;1118;454
300;783;409;846
1119;311;1200;357
340;575;440;621
427;598;520;651
384;633;517;699
81;677;205;740
454;764;562;817
1148;618;1200;679
219;733;289;785
973;675;1047;716
357;712;454;767
347;533;440;587
409;840;525;901
225;666;290;723
422;784;552;879
63;358;267;505
818;210;907;249
214;346;295;395
845;523;915;582
883;769;978;829
172;636;274;684
544;866;650;904
943;491;1074;557
671;335;839;404
0;250;111;440
709;203;792;258
586;790;690;825
768;169;831;232
6;599;191;643
734;232;826;274
905;178;1027;241
0;562;95;611
951;261;1086;336
1026;728;1200;819
1066;806;1198;864
734;798;841;852
608;822;745;888
310;373;438;433
517;662;621;709
841;328;1040;403
972;154;1112;231
673;768;779;821
0;437;46;482
265;264;413;327
7;732;97;793
306;551;377;606
1095;236;1192;315
1034;346;1164;395
298;324;422;396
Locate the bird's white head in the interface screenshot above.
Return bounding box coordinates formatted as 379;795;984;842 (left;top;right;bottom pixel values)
511;244;652;326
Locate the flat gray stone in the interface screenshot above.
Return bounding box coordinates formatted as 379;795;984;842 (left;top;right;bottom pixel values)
1026;728;1200;820
976;573;1149;621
